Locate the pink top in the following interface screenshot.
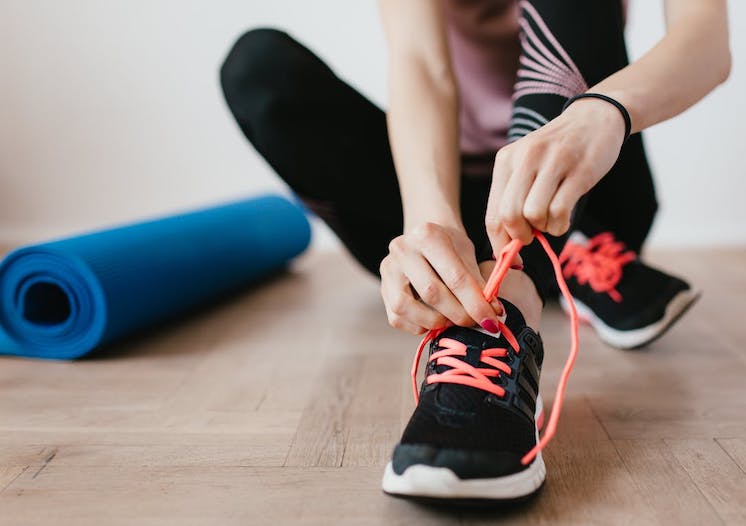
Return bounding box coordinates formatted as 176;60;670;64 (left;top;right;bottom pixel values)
444;0;521;158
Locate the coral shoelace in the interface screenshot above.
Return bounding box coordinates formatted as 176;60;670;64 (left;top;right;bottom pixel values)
411;230;580;466
559;232;635;303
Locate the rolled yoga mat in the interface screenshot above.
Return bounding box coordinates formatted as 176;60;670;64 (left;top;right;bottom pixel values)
0;195;311;360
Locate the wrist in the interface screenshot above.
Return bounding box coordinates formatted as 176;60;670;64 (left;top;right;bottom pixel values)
562;97;627;147
404;208;463;234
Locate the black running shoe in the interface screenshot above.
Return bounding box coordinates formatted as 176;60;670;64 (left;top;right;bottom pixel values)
382;300;546;504
558;230;700;349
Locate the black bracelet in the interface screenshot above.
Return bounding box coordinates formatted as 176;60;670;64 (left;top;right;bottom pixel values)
562;93;632;142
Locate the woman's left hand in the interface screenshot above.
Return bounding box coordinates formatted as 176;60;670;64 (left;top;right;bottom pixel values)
485;98;627;260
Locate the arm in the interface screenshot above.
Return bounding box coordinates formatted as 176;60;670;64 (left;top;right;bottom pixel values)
378;0;502;334
487;0;731;253
594;0;731;133
379;0;461;229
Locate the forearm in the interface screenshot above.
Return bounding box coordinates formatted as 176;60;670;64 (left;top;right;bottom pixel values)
379;0;463;232
590;0;730;133
387;61;462;231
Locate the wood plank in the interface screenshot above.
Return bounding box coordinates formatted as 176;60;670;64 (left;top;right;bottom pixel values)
613;439;722;525
284;354;360;467
0;465;457;526
667;439;746;525
0;466;27;493
0;445;55;467
512;440;657;526
342;343;406;467
717;438;746;473
0;443;289;469
493;397;658;526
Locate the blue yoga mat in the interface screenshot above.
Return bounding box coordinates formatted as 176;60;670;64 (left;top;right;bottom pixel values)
0;195;311;360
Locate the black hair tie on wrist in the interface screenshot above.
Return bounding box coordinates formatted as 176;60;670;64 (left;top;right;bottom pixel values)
562;93;632;142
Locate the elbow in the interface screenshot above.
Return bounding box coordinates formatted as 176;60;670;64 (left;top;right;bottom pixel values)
433;68;459;104
417;54;458;100
714;19;732;84
393;53;459;101
717;47;732;85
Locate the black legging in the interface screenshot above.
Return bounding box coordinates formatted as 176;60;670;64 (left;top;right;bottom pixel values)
220;0;657;300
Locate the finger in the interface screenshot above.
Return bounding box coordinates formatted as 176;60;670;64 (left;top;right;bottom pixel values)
384;286;444;333
386;311;426;335
485;154;512;262
487;226;522;268
444;231;484;289
456;245;486;289
523;166;564;233
486;152;525;268
421;239;502;329
546;176;588;236
476;260;508;316
399;251;475;327
498;168;537;245
381;258;447;332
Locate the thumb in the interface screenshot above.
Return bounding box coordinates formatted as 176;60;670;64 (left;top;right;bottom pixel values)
488;225;523;269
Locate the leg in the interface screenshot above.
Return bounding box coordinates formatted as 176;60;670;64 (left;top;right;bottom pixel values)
579;133;658;253
222;29;544;330
520;0;658;251
505;2;696;348
503;0;658;294
220;28;402;275
221;28;538;333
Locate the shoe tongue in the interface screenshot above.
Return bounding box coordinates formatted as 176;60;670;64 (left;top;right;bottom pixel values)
572;217;608;239
434;299;525;355
430;299;526;409
501;299;526;333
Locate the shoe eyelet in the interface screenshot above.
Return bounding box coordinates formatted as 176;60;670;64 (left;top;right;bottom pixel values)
485;393;504;406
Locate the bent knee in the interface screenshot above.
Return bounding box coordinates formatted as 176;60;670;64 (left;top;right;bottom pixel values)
220;27;317;103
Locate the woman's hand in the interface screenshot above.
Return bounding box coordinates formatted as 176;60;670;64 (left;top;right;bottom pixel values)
486;98;627;258
380;222;501;335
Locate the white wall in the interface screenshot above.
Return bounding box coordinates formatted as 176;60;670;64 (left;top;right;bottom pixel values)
0;0;743;248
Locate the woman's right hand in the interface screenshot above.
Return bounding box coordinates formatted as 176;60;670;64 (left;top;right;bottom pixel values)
379;222;503;335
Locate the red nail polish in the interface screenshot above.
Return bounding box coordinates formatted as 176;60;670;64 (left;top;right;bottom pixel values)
480;319;499;334
511;263;524;270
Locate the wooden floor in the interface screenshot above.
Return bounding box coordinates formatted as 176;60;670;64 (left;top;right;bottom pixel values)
0;247;745;525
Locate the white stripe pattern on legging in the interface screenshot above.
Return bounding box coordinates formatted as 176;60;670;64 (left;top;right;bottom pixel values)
512;0;588;101
508;106;550;142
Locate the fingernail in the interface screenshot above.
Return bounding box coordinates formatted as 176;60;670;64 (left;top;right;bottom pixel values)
480;318;499;334
510;264;524;270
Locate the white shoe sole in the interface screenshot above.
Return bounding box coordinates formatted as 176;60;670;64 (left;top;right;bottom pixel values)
382;398;545;502
560;289;700;349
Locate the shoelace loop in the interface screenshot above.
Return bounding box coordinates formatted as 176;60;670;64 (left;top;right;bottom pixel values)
411;230;580;466
426;336;518;399
559;232;635;303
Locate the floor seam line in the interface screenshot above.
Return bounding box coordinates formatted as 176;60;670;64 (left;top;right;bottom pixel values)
0;466;29;494
714;437;746;475
664;438;728;526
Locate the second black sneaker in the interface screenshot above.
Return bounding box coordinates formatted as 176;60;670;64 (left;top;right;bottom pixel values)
558;230;700;349
382;300;546;504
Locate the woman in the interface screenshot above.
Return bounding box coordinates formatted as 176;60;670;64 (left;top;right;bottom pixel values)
220;0;730;504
